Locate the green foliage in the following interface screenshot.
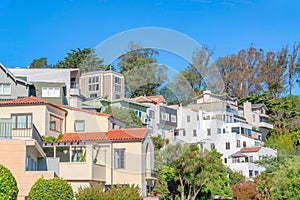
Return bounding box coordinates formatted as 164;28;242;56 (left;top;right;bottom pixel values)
28;177;73;200
155;143;231;199
228;169;245;187
55;48;106;74
103;106;143;128
29;57;50;68
75;185;142;200
41;134;63;143
152;181;170;200
254;172;273;200
271;156;300;199
265;126;300;151
75;185;104;200
152;136;169;150
0;164;18;200
117;42;168;97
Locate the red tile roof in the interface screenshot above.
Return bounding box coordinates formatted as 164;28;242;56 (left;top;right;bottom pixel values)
59;128;148;142
135;95;166;105
0;96;67;112
106;128;148;141
59;132;107;142
240;146;262;153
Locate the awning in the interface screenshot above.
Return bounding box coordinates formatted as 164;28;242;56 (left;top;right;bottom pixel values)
229;151;248;158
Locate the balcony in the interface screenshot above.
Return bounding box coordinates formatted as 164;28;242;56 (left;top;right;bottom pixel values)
60;162;106;182
0;122;43;148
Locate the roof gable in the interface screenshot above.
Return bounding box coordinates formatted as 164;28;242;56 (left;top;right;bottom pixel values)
0;96;67;112
0;63;32;86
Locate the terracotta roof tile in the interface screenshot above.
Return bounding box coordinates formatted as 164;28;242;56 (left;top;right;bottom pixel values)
135;95;166;104
106;128;148;141
240;146;262;153
59;128;148;142
0;96;67;112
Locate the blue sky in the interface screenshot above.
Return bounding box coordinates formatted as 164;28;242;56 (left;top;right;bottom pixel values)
0;0;299;74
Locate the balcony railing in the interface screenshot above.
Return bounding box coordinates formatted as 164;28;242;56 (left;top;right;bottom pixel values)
0;122;43;147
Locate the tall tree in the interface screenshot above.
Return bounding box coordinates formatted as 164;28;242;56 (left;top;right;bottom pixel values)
260;46;288;99
117;42;168;97
155;143;231;200
29;57;50;68
55;48;106;73
217;47;263;98
288;42;300;95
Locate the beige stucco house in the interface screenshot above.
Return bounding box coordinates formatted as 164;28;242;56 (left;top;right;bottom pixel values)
0;118;56;200
0;96;125;138
43;128;155;197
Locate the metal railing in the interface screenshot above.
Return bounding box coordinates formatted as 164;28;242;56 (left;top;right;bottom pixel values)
0;122;43;147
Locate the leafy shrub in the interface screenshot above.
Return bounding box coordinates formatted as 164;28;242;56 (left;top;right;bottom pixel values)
76;184;142;200
0;164;18;200
75;185;105;200
28;177;73;200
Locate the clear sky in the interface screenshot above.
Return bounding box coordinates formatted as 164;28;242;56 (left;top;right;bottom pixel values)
0;0;299;71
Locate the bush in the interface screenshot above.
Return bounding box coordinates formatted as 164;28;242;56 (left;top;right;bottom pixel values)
76;185;105;200
76;185;142;200
28;177;73;200
0;164;18;200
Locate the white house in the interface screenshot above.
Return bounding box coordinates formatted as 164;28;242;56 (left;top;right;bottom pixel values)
228;146;276;178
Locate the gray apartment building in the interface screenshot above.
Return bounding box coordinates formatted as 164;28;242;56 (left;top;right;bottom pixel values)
0;63;31;101
9;68;81;107
79;70;124;100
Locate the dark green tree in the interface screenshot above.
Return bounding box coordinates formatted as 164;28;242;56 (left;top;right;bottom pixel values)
117;42;168;97
103;106;143;128
0;164;18;200
155;143;232;200
29;57;50;68
55;48;106;74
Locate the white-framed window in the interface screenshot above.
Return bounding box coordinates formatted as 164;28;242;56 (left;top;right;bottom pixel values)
217;128;221;134
74;120;85;132
135;110;142;119
114;76;122;93
252;114;256;122
161;112;169;121
171;115;176;123
42;87;60;97
0;83;11;95
115;76;122;84
114;149;125;169
88;76;99;92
